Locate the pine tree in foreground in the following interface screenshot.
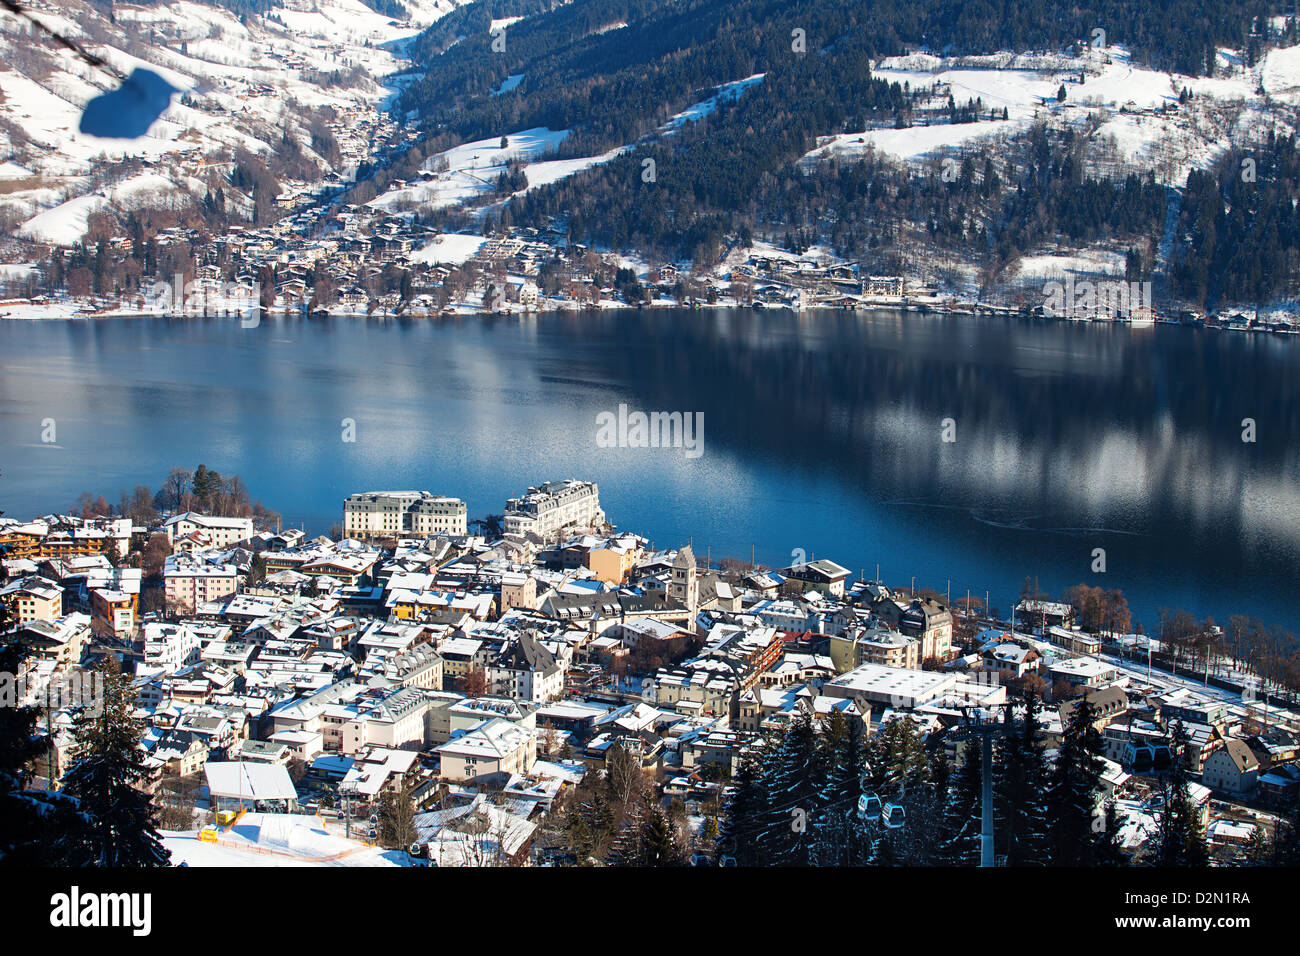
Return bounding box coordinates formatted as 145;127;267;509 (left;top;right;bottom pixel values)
1157;721;1209;866
996;694;1051;866
1245;822;1271;865
638;803;681;866
1044;697;1107;866
935;737;983;866
1273;789;1300;866
0;610;81;865
811;715;870;866
717;748;765;865
59;658;171;867
756;714;822;866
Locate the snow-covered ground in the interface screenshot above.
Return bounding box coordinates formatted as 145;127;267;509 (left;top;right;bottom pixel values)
369;127;571;212
1010;248;1129;282
810;120;1020;162
0;0;473;245
373;72;770;218
409;232;488;265
660;73;765;133
162;812;412;867
17;195;109;246
521;146;628;191
803;46;1290;187
492;73;525;96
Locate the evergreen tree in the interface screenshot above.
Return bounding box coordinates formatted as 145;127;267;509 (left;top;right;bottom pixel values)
638;803;680;865
812;714;869;866
891;747;946;865
59;658;171;867
1245;823;1271;865
717;748;765;865
564;802;595;864
995;694;1051;865
865;715;941;865
756;714;822;865
936;737;983;866
1045;697;1105;866
1273;789;1300;866
1157;721;1209;866
1094;798;1126;865
871;714;931;792
0;606;80;864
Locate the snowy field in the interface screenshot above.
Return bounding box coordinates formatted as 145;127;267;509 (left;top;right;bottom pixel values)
369;127;571;212
162;812;411;867
409;233;488;265
802;45;1294;187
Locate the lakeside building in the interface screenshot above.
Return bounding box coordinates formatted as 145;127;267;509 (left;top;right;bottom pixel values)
504;480;604;540
343;491;468;539
0;520;109;560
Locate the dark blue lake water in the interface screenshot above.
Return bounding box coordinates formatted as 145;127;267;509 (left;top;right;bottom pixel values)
2;310;1298;633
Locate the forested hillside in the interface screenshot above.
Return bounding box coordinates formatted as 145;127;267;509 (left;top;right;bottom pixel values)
372;0;1300;308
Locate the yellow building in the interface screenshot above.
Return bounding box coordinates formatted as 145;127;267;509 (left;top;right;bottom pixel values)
830;625;920;673
1;578;64;624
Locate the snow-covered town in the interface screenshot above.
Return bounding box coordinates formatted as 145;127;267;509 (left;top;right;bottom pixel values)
4;0;1300;935
2;476;1298;867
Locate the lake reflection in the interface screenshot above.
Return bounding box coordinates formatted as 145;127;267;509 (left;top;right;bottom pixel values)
1;309;1297;631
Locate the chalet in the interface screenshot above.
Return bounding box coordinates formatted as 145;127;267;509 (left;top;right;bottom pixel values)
1202;738;1260;797
780;559;851;598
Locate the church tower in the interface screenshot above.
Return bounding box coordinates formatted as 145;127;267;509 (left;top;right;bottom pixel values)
669;543;698;626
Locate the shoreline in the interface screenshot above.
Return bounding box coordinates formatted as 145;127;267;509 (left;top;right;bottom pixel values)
0;297;1262;331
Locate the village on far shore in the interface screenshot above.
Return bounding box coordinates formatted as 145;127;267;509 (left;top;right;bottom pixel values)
3;217;1287;331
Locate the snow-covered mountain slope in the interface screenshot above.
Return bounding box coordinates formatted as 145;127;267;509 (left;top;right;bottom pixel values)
366;73;769;218
803;45;1296;189
0;0;468;245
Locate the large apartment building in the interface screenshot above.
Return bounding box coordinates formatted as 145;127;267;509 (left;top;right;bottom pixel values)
0;521;109;560
343;491;467;539
163;554;239;615
503;479;604;540
0;576;64;624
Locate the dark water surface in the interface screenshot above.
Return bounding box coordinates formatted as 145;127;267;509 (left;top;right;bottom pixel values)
2;309;1298;632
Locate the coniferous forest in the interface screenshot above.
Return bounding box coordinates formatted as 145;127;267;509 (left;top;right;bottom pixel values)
345;0;1300;308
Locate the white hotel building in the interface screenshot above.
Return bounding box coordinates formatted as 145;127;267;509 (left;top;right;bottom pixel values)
343;491;467;539
503;480;604;540
163;512;254;549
